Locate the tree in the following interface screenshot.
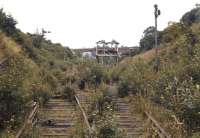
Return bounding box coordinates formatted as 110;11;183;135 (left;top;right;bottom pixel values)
139;26;161;52
181;7;200;26
0;8;23;43
0;9;17;35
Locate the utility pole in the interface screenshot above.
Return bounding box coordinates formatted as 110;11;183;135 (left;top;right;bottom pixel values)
64;50;66;62
154;4;161;72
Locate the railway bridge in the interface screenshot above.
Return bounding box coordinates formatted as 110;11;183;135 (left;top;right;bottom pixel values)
72;40;138;64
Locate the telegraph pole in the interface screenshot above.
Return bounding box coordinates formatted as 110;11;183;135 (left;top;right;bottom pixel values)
154;4;161;72
64;50;66;62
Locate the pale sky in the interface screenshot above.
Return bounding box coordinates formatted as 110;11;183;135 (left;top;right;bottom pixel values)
1;0;199;48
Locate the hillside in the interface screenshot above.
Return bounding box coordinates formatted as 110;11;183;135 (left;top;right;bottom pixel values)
0;9;75;137
110;7;200;137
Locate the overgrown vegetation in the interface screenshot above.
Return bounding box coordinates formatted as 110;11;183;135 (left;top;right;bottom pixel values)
111;7;200;137
78;60;108;88
0;8;74;137
86;86;123;138
139;26;161;52
2;4;200;138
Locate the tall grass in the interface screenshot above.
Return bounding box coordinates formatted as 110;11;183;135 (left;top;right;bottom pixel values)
130;95;186;138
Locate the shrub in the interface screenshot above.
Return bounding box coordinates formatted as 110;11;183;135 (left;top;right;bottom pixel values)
78;80;85;90
118;81;130;98
192;132;200;138
0;89;26;129
63;86;75;101
78;60;106;87
32;89;51;105
87;92;123;138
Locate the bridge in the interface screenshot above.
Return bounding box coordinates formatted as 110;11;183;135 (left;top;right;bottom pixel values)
72;46;138;56
72;40;139;64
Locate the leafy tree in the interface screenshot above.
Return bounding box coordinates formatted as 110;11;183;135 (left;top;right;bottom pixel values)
0;9;17;35
139;26;161;52
0;9;22;43
181;7;200;26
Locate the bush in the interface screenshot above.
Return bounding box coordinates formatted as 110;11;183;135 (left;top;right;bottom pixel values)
0;56;30;129
192;132;200;138
87;92;123;138
118;81;130;98
78;80;85;90
78;60;106;87
63;86;75;101
0;89;26;129
32;90;51;105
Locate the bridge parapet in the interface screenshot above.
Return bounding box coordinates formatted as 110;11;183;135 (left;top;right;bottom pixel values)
73;47;138;55
72;45;139;64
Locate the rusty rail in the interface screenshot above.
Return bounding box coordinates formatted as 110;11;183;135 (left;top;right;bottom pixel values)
145;111;172;138
15;103;38;138
74;95;93;135
0;58;8;67
0;58;7;64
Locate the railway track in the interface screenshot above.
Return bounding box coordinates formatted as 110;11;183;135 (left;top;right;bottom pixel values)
0;57;8;70
37;97;76;138
15;91;172;138
115;98;144;138
75;90;90;108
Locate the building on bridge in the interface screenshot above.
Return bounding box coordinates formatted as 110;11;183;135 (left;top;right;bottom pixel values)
72;41;139;64
95;40;119;64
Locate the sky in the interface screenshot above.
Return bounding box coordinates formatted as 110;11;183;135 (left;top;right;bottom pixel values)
1;0;199;49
